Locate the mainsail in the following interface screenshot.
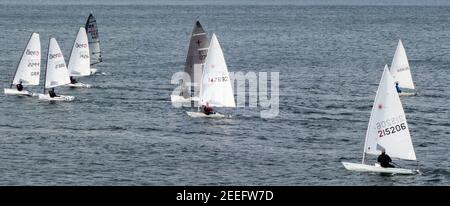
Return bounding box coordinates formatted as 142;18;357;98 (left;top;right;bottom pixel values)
199;33;235;107
181;21;209;99
11;33;41;86
68;27;91;76
390;39;415;89
44;38;71;89
363;65;416;161
85;13;102;66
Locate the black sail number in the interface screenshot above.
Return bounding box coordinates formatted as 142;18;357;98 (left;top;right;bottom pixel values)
378;123;407;138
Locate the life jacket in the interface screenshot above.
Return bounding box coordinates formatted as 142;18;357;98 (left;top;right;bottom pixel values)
49;90;56;98
16;84;23;91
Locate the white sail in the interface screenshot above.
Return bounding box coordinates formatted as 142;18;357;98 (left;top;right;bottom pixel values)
390;39;415;89
45;38;71;89
68;27;90;76
199;33;235;107
363;65;416;160
85;13;102;66
12;33;41;86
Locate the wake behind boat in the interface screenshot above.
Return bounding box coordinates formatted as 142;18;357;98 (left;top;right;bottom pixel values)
66;27;92;88
37;37;74;102
171;95;199;104
4;33;41;97
171;21;209;107
186;33;235;118
342;65;419;175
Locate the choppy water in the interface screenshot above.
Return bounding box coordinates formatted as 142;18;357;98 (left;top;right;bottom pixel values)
0;4;449;185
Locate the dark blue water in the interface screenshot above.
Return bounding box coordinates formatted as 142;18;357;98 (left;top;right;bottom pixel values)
0;4;448;185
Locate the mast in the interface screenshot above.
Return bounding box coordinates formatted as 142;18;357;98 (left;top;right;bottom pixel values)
196;62;205;109
43;36;51;94
67;28;78;78
9;33;35;88
361;119;371;164
361;65;385;164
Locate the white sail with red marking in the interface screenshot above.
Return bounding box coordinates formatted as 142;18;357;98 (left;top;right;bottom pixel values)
363;65;416;160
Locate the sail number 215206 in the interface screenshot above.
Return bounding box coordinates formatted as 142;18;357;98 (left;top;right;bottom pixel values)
378;123;406;138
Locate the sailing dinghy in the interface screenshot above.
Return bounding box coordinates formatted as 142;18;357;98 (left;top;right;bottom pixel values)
171;21;209;106
4;33;41;97
37;38;75;101
67;27;92;88
390;39;417;96
342;65;419;175
186;33;235;118
85;13;102;75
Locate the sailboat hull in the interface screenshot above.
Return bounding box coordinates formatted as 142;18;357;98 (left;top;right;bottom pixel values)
90;68;97;75
186;111;228;118
66;82;92;88
4;88;34;96
398;92;418;97
342;162;417;175
37;93;75;101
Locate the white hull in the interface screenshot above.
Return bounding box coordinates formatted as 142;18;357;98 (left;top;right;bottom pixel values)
37;93;75;101
186;111;228;118
66;82;92;88
4;88;34;96
342;162;417;175
171;95;199;104
399;92;417;97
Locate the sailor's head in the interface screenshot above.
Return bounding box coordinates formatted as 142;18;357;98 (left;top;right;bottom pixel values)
395;81;399;85
381;148;386;154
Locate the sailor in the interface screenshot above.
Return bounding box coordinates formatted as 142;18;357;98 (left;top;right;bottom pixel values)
70;76;78;84
395;82;402;93
377;149;395;168
16;81;24;91
202;102;215;115
49;88;58;98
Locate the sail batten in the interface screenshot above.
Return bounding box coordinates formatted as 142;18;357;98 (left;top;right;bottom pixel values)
363;65;416;161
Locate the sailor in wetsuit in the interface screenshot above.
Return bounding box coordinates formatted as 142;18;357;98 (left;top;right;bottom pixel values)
16;81;24;91
377;149;395;168
70;76;78;84
395;82;402;93
48;88;58;98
